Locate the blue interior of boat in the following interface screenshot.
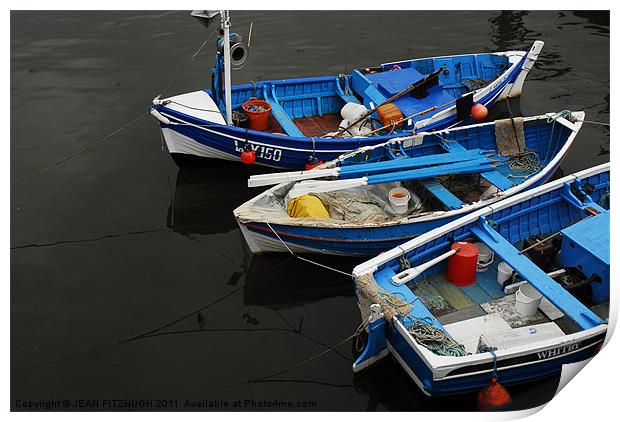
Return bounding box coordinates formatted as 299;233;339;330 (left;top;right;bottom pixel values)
211;53;511;137
371;170;610;336
337;116;571;212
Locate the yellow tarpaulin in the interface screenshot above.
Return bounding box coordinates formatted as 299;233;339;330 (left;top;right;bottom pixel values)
287;195;329;218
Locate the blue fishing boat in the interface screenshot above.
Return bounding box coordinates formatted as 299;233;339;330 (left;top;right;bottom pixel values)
350;163;609;396
234;112;584;256
149;11;544;169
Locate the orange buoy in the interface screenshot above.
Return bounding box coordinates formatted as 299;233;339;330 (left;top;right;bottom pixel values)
471;103;488;122
240;145;256;165
446;242;478;286
305;155;323;171
477;377;512;411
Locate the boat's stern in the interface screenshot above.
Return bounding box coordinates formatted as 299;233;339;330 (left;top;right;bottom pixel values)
388;318;607;396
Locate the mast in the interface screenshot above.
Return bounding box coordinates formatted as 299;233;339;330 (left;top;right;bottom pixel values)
220;10;233;125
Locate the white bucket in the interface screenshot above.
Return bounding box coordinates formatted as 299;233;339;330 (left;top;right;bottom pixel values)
496;261;513;285
515;283;543;316
388;187;410;215
474;242;494;272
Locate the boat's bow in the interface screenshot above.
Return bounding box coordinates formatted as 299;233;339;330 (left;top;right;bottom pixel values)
151;90;226;126
150;90;231;162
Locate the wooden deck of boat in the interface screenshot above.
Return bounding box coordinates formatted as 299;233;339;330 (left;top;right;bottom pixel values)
266;114;341;137
293;114;342;137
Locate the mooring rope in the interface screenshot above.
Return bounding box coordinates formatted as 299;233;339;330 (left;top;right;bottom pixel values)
12;28;222;187
250;327;362;383
11;111;150;186
265;222;353;277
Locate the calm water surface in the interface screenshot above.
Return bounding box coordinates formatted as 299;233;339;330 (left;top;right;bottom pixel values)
11;10;609;411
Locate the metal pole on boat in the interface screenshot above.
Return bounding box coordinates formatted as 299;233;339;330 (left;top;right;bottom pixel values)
221;10;233;125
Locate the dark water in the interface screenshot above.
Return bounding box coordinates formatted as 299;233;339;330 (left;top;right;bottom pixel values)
11;11;609;411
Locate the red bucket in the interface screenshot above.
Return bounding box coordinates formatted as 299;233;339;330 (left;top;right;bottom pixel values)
446;242;479;286
242;99;272;131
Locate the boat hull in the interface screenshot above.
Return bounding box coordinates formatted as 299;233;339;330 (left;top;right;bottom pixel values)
387;321;605;396
153;43;543;169
350;163;610;397
236;159;565;256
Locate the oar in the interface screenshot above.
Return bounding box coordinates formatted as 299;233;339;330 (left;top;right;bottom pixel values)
288;158;496;198
339;149;484;179
391;248;460;285
248;149;484;188
330;66;445;138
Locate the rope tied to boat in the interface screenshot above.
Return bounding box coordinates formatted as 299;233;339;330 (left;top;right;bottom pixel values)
264;222;354;278
11;111;150;186
479;343;499;377
355;273;468;357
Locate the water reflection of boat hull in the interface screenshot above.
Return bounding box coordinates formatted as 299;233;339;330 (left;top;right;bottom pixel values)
168;163;261;235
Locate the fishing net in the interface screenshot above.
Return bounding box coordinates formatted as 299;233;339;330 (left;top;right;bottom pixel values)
402;316;468;357
355;273;467;357
356;273;413;322
462;77;490;90
506;150;543;174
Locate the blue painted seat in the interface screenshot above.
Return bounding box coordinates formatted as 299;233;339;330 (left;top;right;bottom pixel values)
393;86;455;119
365;67;425;98
262;85;304;137
420;179;464;210
481;170;514;191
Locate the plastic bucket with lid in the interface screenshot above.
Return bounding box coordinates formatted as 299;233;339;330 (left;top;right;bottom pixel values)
388;187;410;214
474;242;494;272
515;283;543;316
242;99;272;131
496;261;513;285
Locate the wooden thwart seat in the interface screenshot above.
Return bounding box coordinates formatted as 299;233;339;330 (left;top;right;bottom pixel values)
421;179;464;210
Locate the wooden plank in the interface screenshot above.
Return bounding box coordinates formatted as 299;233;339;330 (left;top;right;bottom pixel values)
481;170;514;191
443;313;512;354
265;99;305;137
438;305;486;325
474;270;505;300
339;149;483;178
420;179;464;210
430;276;476;310
367;158;494;185
412;280;456;318
459;283;492;305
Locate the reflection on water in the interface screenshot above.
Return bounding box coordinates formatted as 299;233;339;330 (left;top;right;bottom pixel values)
490;10;572;82
167;163;260;236
489;11;534;51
